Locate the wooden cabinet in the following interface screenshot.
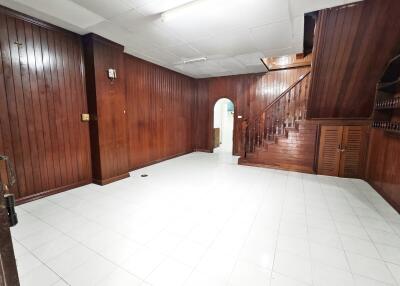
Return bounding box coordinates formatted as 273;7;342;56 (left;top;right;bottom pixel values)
318;125;368;178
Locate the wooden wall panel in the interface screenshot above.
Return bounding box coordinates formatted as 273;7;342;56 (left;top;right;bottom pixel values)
124;55;196;169
308;0;400;118
0;8;91;201
83;34;129;185
194;68;310;154
366;129;400;212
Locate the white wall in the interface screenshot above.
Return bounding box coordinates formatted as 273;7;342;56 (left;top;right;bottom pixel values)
213;98;234;152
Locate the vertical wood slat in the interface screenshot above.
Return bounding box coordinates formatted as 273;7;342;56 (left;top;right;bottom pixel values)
0;9;91;201
31;25;56;190
24;22;49;191
5;16;34;198
0;14;19;196
16;18;44;194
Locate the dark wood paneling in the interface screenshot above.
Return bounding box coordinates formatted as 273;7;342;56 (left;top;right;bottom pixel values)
83;34;129;185
308;0;400;118
242;121;318;173
0;8;91;201
194;68;310;154
0;195;19;286
0;159;19;285
366;129;400;212
124;54;196;170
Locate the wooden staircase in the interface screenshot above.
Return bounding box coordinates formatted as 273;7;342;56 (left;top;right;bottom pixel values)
239;71;318;173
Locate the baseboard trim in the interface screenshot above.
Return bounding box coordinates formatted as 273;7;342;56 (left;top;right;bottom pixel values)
195;148;212;153
238;158;314;174
16;179;92;205
367;180;400;214
93;173;130;186
129;150;194;171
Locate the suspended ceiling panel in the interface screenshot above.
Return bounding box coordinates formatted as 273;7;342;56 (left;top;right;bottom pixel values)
0;0;362;78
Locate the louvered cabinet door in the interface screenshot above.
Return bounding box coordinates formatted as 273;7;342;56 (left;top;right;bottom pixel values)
317;126;343;176
339;126;364;178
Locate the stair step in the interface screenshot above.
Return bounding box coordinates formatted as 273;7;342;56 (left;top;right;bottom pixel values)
275;134;287;138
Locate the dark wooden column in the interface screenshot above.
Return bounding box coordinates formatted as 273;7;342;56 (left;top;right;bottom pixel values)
83;34;129;185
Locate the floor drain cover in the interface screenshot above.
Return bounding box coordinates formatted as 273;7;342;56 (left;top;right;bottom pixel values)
141;174;148;177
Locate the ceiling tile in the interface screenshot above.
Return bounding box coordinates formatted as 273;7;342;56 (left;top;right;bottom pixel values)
0;0;87;34
250;20;293;51
110;9;154;32
87;20;135;46
14;0;104;28
142;48;182;65
190;29;258;58
133;24;186;48
165;44;203;60
234;52;265;67
135;0;196;15
69;0;134;19
208;57;246;72
289;0;346;16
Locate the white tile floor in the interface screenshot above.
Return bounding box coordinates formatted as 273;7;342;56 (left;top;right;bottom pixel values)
11;151;400;286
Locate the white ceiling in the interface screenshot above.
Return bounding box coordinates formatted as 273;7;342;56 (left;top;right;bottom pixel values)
0;0;361;78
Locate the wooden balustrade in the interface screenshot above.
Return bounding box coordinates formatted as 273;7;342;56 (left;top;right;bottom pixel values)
242;72;311;157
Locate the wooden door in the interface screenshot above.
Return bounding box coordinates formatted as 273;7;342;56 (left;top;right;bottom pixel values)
339;126;364;178
317;126;343;176
0;159;20;286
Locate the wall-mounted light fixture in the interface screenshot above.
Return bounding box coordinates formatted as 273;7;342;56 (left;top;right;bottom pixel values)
107;68;117;80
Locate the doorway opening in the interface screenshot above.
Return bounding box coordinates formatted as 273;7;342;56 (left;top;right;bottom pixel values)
213;98;234;153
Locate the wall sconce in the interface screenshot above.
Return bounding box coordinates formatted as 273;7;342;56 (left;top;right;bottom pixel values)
107;68;117;80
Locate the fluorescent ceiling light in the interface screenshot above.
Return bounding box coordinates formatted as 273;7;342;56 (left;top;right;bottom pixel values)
183;57;207;64
161;0;210;22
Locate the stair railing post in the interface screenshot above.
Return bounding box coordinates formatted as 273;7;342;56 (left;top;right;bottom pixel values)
241;120;248;157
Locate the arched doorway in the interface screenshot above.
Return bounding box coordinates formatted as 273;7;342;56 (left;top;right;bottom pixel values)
213;98;234;153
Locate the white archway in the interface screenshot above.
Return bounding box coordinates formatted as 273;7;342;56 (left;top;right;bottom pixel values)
213;98;234;153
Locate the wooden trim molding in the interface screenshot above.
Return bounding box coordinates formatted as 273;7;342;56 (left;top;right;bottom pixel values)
16;179;92;205
238;158;314;174
0;6;79;36
129;151;195;172
92;173;130;186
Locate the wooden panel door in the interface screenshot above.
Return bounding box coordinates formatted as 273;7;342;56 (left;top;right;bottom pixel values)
0;159;19;286
339;126;364;178
317;126;343;176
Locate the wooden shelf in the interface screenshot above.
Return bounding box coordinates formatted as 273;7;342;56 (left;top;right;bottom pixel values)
373;54;400;141
378;79;400;93
375;105;400;111
380;54;400;83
